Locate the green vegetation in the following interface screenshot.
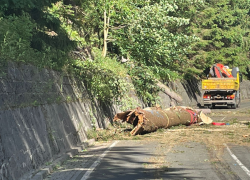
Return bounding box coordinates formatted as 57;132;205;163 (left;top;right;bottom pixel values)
86;125;132;141
187;0;250;76
0;0;76;70
1;0;250;105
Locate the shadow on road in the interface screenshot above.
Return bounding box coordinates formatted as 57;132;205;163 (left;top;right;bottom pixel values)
46;143;202;180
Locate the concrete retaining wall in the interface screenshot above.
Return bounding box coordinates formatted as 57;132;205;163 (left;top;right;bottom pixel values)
239;80;250;100
0;62;119;180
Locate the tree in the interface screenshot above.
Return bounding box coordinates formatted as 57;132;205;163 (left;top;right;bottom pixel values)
52;0;132;57
188;0;250;75
0;0;76;68
111;1;200;80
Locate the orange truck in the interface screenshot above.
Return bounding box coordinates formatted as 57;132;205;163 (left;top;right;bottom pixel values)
202;64;242;109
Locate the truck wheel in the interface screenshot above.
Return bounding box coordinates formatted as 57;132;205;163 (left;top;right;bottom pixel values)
207;105;212;109
231;104;236;109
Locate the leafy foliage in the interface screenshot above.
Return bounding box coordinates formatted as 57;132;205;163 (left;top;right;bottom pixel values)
0;0;76;70
72;48;129;101
1;0;250;104
0;14;35;63
46;0;195;103
0;14;62;69
112;1;200;74
129;64;161;105
188;0;250;76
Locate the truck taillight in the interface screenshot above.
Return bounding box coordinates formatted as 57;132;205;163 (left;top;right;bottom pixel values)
203;95;211;99
226;95;235;100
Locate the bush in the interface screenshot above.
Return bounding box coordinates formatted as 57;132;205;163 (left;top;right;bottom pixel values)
0;14;36;64
73;48;130;102
0;13;74;71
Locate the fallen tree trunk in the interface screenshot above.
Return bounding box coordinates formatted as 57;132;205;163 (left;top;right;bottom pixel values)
113;106;212;135
157;81;183;103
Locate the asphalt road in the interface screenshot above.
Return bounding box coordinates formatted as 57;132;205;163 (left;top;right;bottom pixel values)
223;144;250;180
82;141;250;180
44;101;250;180
44;142;250;180
238;99;250;110
85;101;250;180
87;141;221;180
209;99;250;111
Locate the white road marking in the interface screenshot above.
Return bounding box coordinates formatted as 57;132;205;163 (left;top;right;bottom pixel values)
80;141;119;180
224;143;250;177
221;116;226;121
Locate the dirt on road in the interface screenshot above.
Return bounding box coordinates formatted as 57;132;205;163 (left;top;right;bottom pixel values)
88;108;250;168
90;108;250;146
125;108;250;179
44;108;250;180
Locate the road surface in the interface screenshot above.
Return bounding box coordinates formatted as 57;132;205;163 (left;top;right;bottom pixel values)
206;99;250;111
43;100;250;180
43;140;250;180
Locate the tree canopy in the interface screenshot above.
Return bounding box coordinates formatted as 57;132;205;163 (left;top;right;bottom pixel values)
188;0;250;75
1;0;250;104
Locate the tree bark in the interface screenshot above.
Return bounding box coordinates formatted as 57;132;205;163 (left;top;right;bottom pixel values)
102;9;110;57
113;106;212;135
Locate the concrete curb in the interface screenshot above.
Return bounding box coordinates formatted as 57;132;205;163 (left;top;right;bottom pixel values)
28;139;95;180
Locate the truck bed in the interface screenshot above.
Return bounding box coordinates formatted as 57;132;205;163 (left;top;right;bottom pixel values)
202;78;239;91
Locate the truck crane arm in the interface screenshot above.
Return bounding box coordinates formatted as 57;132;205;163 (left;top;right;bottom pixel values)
209;63;234;78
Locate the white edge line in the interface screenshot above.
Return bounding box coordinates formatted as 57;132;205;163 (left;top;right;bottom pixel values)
224;143;250;177
81;141;119;180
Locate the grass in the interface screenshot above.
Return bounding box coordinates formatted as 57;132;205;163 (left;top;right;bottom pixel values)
52;164;62;171
229;118;239;124
224;131;235;136
45;162;52;166
202;130;212;134
179;131;187;136
247;122;250;128
242;137;250;143
211;160;219;164
87;123;134;141
132;136;142;140
157;128;165;133
169;124;186;130
159;165;169;172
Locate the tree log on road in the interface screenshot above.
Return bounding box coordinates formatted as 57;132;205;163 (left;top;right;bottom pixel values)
113;106;212;135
